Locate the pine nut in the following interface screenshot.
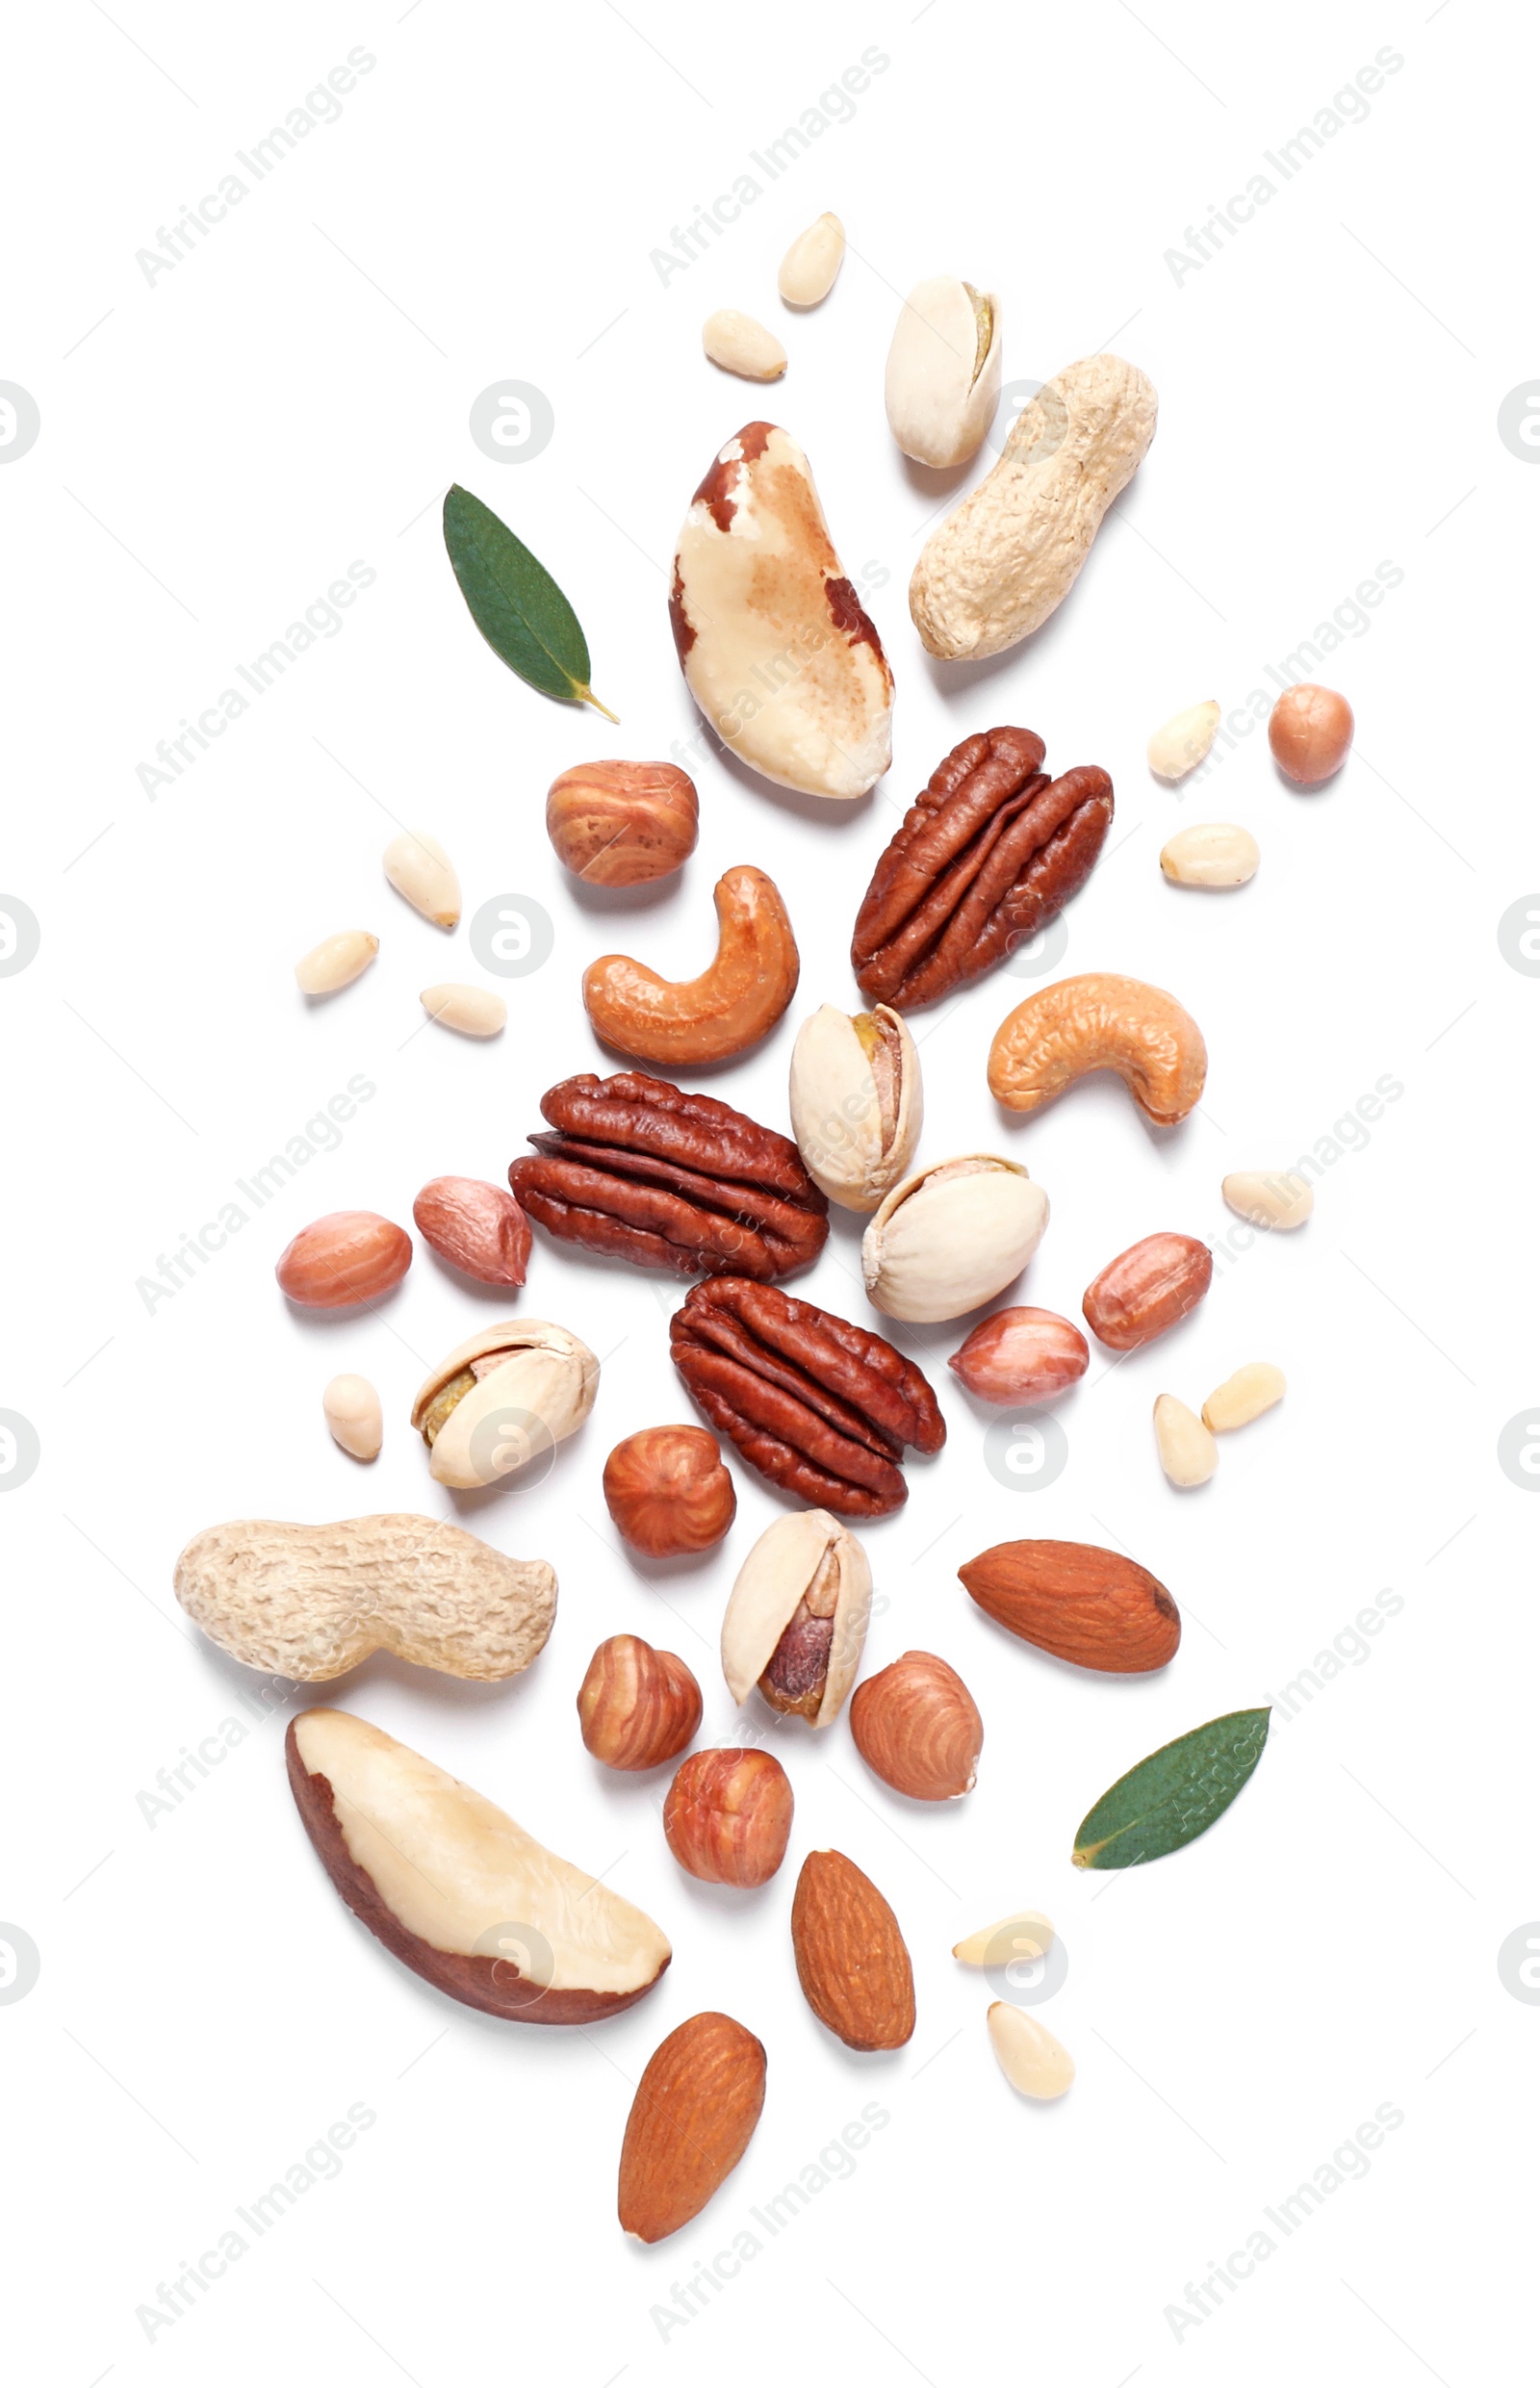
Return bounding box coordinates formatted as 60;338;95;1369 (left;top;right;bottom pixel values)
421;983;506;1037
1202;1363;1286;1432
778;213;845;307
384;831;460;928
295;930;378;996
1160;823;1260;886
1153;1394;1218;1488
1146;700;1219;781
701;310;787;381
1221;1170;1314;1229
322;1374;383;1460
987;2003;1074;2099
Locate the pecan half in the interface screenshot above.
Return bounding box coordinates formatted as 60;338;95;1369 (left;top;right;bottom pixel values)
509;1072;828;1282
671;1277;944;1518
851;727;1114;1010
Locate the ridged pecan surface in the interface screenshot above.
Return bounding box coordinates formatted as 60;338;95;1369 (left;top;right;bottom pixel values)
851;727;1113;1009
671;1277;944;1517
509;1072;828;1281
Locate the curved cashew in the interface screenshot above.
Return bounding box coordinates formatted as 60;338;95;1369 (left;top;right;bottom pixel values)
988;972;1206;1126
582;865;799;1066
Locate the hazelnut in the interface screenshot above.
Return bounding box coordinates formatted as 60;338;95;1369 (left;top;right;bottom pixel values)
546;760;698;886
603;1425;735;1557
662;1749;794;1887
849;1651;982;1801
1268;682;1353;785
577;1634;703;1772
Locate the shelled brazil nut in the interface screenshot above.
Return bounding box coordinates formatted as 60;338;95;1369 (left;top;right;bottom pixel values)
288;1709;670;2022
669;422;893;801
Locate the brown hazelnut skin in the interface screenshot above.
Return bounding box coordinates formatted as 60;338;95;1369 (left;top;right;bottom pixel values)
663;1749;794;1887
603;1425;736;1557
546;760;699;886
1268;683;1353;785
849;1651;982;1801
577;1634;703;1771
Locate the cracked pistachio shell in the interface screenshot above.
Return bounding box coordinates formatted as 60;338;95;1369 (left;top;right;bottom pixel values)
787;1004;921;1213
720;1510;871;1729
885;277;1002;468
410;1321;599;1490
862;1156;1048;1324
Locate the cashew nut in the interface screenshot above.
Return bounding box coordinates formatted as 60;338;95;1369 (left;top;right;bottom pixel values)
581;865;800;1065
987;973;1207;1126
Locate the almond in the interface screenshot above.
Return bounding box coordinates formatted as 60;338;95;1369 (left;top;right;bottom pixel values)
790;1849;915;2050
617;2012;767;2242
849;1651;982;1801
959;1538;1180;1674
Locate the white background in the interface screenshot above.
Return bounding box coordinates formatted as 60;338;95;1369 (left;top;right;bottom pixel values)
2;2;1529;2380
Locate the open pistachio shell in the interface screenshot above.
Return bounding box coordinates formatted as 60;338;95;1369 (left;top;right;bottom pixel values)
787;1003;921;1213
410;1321;599;1490
720;1510;871;1728
862;1155;1049;1324
885;277;1002;468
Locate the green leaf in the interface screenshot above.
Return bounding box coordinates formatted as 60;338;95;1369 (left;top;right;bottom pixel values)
442;484;617;720
1072;1708;1270;1869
